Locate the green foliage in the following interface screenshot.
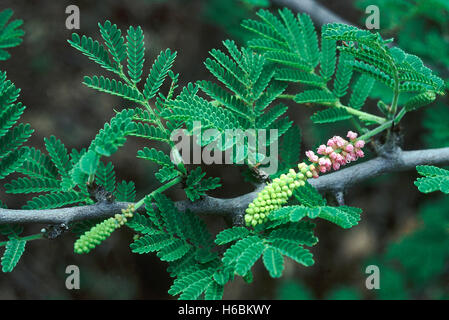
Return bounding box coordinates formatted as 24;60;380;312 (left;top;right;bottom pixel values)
356;0;449;71
126;26;145;84
243;8;443;129
311;108;352;124
0;9;24;61
83;76;144;103
2;6;446;300
184;167;221;201
127;195;220;299
162;39;291;168
215;227;251;245
0;72;32;180
115;181;136;202
144;49;177;100
270;205;362;229
1;238;26;272
277;125;301;175
415;165;449;194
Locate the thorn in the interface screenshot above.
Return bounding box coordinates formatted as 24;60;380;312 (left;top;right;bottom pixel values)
334;191;345;206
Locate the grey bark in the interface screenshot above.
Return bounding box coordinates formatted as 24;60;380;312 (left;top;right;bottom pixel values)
1;147;448;226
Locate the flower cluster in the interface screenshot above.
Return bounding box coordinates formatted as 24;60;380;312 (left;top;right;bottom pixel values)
305;131;365;175
244;131;366;227
244;164;315;227
74;204;135;254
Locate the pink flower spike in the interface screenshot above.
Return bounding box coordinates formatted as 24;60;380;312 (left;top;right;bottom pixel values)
325;146;334;154
319;166;327;173
356;150;365;158
355;140;365;148
330;152;338;160
333;162;341;170
347;131;358;140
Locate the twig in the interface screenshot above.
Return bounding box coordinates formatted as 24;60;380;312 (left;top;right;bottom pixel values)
272;0;353;25
1;147;448;226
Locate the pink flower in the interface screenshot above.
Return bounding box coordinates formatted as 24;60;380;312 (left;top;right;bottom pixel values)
345;144;354;152
317;145;327;155
304;131;365;178
355;140;365;148
306;151;319;163
318;157;327;166
347;131;358;140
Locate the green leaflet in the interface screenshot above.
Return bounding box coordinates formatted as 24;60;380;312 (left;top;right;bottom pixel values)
275;68;324;87
262;247;284;278
215;226;251;245
311;108;352;124
98;20;126;66
5;177;60;194
349;74;375;109
0;123;33;159
270;205;362;229
294;89;337;105
143;49;177;100
235;241;265;276
1;238;26;272
415;165;449;194
23;191;88;210
0;9;24;61
184;167;221;201
115;181;136;202
17;147;58;179
83;76;144;103
333;53;354;98
168;268;215;300
270;239;314;267
0;71;32;181
95;161;116;193
204;281;224;300
126;213;156;235
128;122;169;142
404;91;436;112
0;148;28;180
137;147;173;168
44;136;72;178
68;33;116;74
126;26;145;84
320;27;337;81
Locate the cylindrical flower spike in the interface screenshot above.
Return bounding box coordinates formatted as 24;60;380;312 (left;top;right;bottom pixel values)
74;203;136;254
244;131;365;227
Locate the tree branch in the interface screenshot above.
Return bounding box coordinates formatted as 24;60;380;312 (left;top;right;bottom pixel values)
1;147;448;227
272;0;352;25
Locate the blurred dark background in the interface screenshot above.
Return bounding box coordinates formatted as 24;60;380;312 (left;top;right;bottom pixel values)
0;0;446;299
